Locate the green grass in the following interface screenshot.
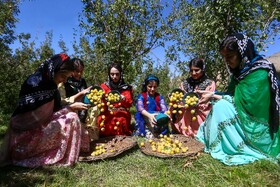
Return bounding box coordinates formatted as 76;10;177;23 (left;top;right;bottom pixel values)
1;114;279;186
1;147;279;187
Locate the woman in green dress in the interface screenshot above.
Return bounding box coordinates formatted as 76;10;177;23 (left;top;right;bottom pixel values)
196;33;280;165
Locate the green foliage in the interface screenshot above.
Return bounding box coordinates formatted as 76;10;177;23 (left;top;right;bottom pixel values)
0;0;19;56
131;59;171;100
79;0;168;84
1;0;279;117
0;0;20;114
167;0;280;90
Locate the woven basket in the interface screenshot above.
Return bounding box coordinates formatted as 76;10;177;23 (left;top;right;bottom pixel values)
79;135;137;162
106;90;121;103
83;85;104;106
140;134;204;158
183;92;200;107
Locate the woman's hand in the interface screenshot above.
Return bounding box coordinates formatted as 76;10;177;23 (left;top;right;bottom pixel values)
148;113;157;125
69;102;90;111
195;90;213;104
141;110;157;125
81;86;92;95
73;86;92;102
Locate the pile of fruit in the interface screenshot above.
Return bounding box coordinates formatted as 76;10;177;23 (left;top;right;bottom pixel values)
90;143;116;156
86;88;105;106
167;90;185;115
106;91;121;103
184;94;199;108
140;134;189;155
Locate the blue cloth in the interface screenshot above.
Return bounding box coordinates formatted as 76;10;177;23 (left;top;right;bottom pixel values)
133;93;168;138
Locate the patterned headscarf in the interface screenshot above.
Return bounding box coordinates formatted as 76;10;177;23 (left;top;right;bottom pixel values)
13;54;72;116
221;33;280;134
183;74;212;92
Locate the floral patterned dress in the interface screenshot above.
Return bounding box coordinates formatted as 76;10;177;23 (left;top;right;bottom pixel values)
6;101;90;167
173;77;215;137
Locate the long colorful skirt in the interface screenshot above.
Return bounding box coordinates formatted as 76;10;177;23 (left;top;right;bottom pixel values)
196;96;280;165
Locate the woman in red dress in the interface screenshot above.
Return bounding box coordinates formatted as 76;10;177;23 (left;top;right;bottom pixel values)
97;62;133;136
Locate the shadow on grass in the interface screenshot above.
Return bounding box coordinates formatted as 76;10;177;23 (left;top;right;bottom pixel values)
0;165;55;187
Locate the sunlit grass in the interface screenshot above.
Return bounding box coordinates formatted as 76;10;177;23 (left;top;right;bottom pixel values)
1;148;279;187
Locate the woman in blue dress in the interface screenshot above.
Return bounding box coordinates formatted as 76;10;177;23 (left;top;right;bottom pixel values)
133;75;169;139
196;33;280;165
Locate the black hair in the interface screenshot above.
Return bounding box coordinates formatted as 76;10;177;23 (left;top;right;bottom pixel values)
188;58;205;70
108;62;123;75
72;58;85;70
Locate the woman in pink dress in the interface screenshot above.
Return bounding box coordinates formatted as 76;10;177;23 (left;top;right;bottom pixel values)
172;58;216;137
0;54;90;167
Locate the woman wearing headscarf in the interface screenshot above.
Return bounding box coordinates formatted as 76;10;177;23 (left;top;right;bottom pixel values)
97;62;133;136
196;33;280;165
0;54;90;167
58;58;91;123
172;58;216;137
133;74;169;139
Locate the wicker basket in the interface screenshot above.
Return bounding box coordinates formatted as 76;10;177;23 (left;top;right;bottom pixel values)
83;85;104;106
140;134;204;158
79;135;137;162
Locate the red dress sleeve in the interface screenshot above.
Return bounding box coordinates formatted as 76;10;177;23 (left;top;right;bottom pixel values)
100;83;111;93
120;89;133;108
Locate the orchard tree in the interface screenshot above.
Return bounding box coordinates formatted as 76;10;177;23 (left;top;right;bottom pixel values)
0;0;19;58
79;0;169;83
167;0;280;90
0;0;20;116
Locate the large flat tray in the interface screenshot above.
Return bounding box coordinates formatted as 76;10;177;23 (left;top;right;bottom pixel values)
140;134;204;158
79;135;137;162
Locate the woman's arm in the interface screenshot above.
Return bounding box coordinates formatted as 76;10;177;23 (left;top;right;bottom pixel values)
136;94;157;125
119;89;133;108
58;83;92;105
196;90;222;104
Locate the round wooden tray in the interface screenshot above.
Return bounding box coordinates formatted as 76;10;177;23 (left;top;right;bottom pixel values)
79;135;137;162
140;134;204;158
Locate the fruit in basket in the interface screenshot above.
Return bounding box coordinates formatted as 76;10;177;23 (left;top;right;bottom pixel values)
86;88;104;105
169;91;184;102
107;92;121;103
184;94;199;107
